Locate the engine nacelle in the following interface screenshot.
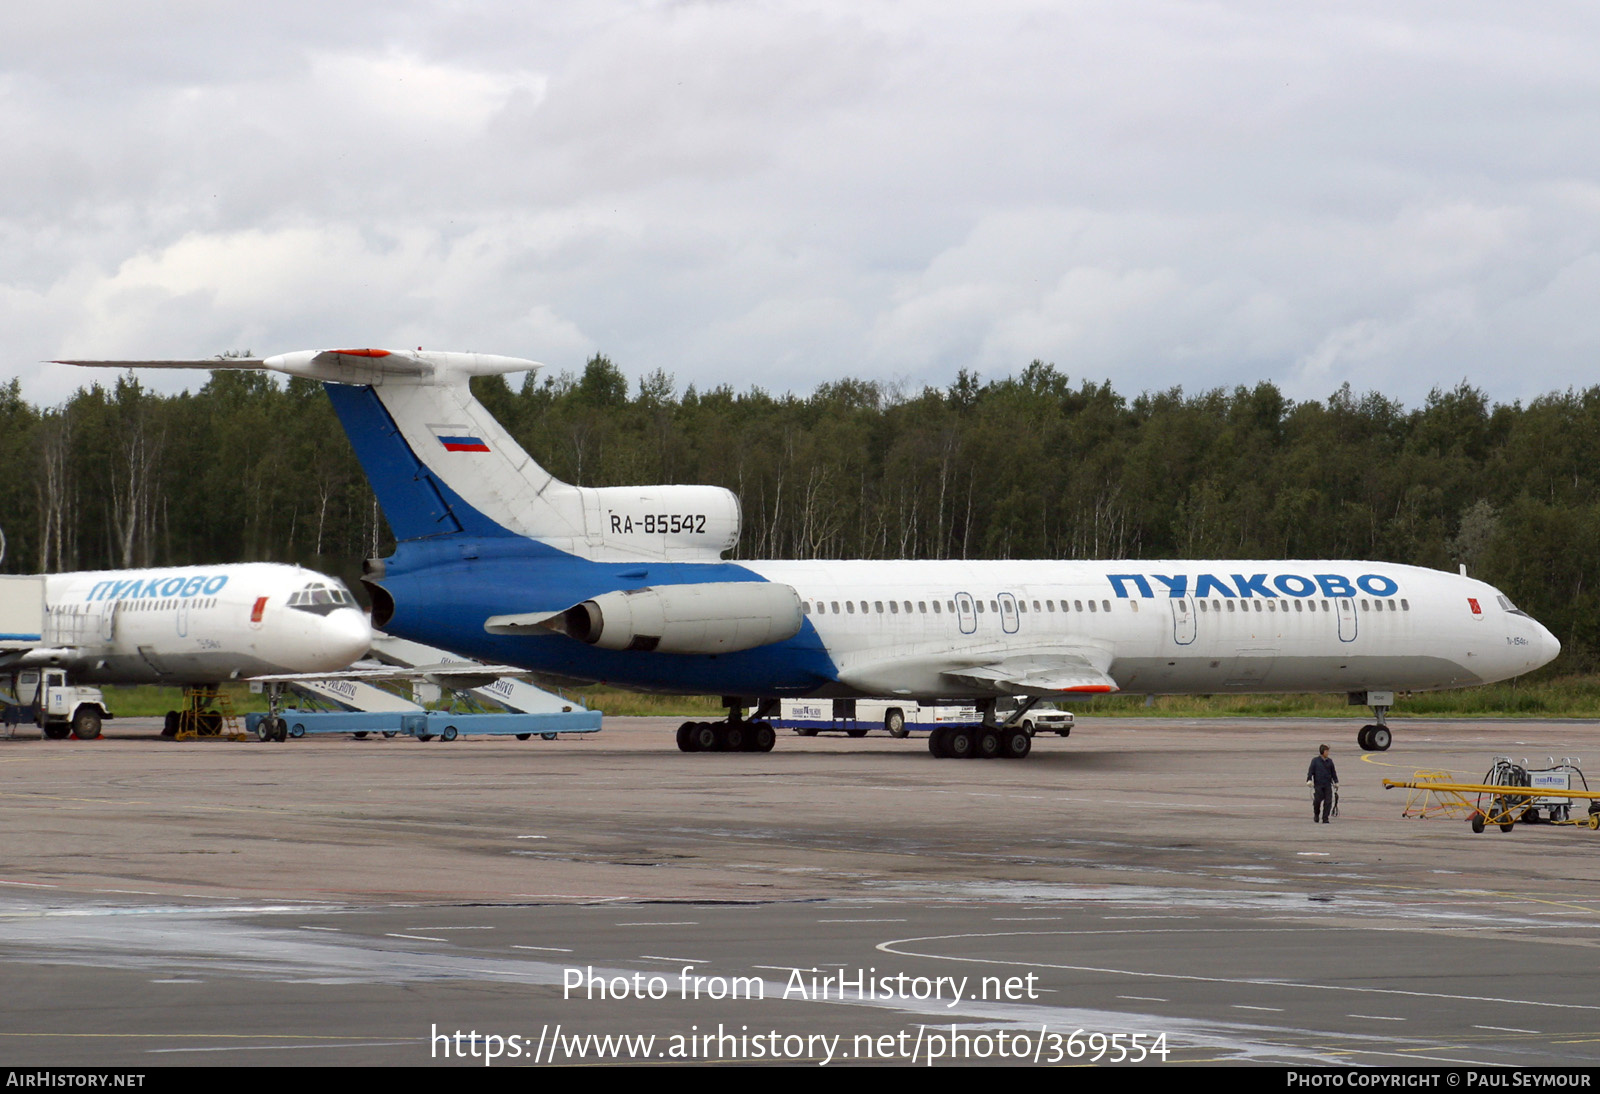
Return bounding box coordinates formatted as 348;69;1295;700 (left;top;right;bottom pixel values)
580;484;741;561
556;582;802;654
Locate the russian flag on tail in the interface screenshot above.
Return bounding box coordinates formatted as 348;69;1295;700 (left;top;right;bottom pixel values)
438;435;490;453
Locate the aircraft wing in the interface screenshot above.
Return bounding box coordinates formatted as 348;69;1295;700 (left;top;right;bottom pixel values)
249;662;529;688
835;640;1119;698
940;651;1119;696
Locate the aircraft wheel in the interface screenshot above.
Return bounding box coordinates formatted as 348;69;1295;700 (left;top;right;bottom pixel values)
72;707;102;741
928;726;949;758
751;722;776;753
1356;725;1373;750
256;716;280;742
1369;726;1392;752
945;727;975;759
1470;811;1486;834
162;710;179;737
976;728;1001;759
720;723;745;751
884;709;908;738
691;722;718;752
273;718;288;742
676;722;696;751
1000;727;1031;759
441;726;458;742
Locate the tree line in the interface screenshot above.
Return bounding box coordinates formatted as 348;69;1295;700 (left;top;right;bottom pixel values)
2;358;1596;671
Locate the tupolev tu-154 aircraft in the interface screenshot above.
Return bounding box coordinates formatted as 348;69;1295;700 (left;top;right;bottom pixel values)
59;349;1561;759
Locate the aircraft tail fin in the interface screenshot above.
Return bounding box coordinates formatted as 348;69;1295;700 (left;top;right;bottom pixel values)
58;348;743;561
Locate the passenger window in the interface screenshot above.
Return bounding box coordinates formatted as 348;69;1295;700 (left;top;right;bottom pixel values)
1089;601;1097;612
888;601;897;614
1074;600;1083;612
847;602;855;614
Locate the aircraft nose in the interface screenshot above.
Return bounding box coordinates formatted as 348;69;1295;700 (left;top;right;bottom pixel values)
318;607;373;667
1535;621;1561;669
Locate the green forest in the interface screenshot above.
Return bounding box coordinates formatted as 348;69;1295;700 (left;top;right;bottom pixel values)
2;357;1596;674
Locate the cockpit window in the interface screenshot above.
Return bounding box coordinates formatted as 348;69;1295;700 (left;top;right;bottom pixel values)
287;582;357;615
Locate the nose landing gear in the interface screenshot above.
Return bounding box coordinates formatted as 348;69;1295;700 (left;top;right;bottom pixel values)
1352;691;1394;752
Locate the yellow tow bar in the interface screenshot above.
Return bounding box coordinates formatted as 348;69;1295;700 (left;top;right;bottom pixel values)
1383;779;1600;834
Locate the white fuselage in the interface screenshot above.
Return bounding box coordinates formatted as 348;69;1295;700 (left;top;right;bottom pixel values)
29;563;371;685
741;558;1559;699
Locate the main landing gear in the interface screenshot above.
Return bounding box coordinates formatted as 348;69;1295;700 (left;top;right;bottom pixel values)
928;698;1034;760
161;685;238;739
676;698;778;753
1351;691;1394;752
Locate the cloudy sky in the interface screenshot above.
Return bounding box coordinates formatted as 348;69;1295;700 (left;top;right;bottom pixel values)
3;1;1597;408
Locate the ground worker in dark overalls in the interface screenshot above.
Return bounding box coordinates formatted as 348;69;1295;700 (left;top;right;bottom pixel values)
1306;744;1338;823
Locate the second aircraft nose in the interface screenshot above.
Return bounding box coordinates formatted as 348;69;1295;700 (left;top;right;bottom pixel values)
316;607;373;668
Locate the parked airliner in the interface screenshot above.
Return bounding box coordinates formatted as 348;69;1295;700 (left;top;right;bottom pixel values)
3;562;372;737
60;349;1560;758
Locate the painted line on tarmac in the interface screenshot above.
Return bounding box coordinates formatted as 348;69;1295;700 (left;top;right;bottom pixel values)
877;929;1600;1012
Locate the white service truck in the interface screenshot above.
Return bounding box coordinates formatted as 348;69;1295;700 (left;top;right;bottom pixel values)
2;669;111;740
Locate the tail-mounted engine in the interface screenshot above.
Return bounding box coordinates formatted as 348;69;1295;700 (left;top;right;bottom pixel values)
491;581;803;654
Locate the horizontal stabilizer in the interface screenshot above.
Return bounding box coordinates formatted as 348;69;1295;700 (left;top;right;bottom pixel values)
54;348;540;386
